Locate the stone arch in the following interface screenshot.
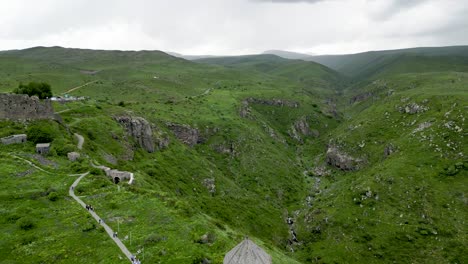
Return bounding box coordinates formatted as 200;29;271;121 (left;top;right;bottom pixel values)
113;177;120;184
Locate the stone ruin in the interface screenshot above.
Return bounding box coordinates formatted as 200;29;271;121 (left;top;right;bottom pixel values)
0;93;55;120
1;134;27;145
104;168;133;184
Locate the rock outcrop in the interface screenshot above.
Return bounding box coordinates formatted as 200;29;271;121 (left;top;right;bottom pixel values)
326;146;361;171
239;97;299;118
166;123;201;147
0;93;55;120
114;116;155;153
398;102;429;114
350;92;373;104
288;117;319;143
244;97;299;108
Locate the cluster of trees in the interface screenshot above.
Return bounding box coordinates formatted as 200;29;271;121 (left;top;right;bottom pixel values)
13;82;53;99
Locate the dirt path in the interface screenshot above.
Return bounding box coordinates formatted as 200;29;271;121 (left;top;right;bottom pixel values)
69;172;134;262
63;80;98;94
74;133;84;150
9;154;53;174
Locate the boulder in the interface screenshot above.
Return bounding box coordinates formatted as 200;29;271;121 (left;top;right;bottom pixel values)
114;116;155;153
384;144;396;157
67;152;80;162
326;146;361;171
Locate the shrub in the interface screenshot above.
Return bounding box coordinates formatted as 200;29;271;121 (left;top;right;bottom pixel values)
48;192;59;201
18;217;35;230
27;124;54;144
55;143;75;156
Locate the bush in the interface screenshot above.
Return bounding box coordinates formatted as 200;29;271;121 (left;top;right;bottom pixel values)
27;124;54;144
48;192;59;201
13;82;53;99
18;217;36;230
55;143;75;156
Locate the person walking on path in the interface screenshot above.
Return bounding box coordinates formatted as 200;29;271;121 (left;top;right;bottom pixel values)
69;172;134;262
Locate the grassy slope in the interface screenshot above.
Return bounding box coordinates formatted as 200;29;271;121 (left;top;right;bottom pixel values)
0;47;466;263
1;47;339;263
308;46;468;79
294;72;467;263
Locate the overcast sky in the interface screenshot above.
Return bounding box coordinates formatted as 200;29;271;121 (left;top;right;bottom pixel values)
0;0;467;55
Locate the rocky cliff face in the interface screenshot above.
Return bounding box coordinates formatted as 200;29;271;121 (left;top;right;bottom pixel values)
114;116;155;153
326;146;361;171
166;123;201;147
288;117;319;143
239;97;299;118
0;93;55;120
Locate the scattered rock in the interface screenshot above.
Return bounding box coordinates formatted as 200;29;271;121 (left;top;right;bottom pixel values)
114;116;155;153
384;144;396;157
309;165;331;177
398;102;428;114
202;178;216;194
413;122;432;133
213;142;236;156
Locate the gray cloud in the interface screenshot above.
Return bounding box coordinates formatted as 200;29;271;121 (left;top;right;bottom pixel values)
0;0;466;55
367;0;431;21
252;0;326;3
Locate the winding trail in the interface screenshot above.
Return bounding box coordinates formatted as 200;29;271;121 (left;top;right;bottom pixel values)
74;133;84;150
69;173;133;262
63;80;98;94
9;154;53;174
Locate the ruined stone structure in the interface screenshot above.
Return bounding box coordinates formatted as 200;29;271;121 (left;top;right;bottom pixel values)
0;93;55;120
36;143;51;155
1;134;27;145
104;168;133;184
114;116;155;153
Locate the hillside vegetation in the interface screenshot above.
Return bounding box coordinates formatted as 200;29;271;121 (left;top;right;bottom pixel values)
0;46;466;263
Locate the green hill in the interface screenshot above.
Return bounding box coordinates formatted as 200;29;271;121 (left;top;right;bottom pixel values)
308;46;468;80
0;46;466;263
196;54;347;92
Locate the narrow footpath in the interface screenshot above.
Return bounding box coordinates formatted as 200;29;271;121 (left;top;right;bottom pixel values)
69;173;134;263
62;80;98;94
74;133;84;150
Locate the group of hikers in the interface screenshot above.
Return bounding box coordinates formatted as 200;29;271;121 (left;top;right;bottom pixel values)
79;194;141;263
130;255;141;264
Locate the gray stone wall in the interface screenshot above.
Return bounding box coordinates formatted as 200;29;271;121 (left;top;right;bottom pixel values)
0;93;55;120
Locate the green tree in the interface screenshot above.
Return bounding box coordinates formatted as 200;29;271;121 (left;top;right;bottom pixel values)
13;82;53;99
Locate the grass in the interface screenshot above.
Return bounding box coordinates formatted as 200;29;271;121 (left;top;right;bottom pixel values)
0;46;467;263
